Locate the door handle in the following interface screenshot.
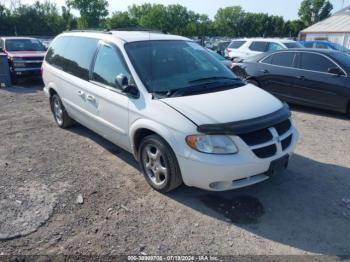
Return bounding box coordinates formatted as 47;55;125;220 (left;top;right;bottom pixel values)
261;69;269;73
296;76;306;80
86;94;95;102
77;90;85;97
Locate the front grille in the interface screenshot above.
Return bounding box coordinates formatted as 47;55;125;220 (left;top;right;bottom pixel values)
275;119;291;135
253;144;277;159
21;57;44;61
281;135;293;150
238;119;293;159
24;62;42;68
239;129;272;146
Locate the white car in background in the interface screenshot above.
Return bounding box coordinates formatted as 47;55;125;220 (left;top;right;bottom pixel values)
42;31;298;192
225;38;302;60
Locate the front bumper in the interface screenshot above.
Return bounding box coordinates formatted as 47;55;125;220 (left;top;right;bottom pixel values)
177;128;298;191
13;67;41;77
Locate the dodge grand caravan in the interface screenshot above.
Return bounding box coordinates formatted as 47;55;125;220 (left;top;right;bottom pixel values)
42;31;298;192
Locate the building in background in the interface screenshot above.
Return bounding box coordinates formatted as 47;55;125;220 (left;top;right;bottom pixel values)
299;5;350;49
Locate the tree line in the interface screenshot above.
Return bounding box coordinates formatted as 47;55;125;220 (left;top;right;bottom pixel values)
0;0;333;37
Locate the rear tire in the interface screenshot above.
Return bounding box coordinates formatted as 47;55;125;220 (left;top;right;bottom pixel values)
50;94;74;128
138;134;183;193
247;79;259;87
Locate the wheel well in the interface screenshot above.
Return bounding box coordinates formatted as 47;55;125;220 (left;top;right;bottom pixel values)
133;128;157;158
49;88;57;98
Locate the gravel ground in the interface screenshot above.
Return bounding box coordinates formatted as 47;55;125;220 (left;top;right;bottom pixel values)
0;81;350;257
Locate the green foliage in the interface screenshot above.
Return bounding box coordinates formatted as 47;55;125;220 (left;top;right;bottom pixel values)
66;0;109;28
11;1;67;35
0;1;311;38
107;11;137;29
298;0;333;26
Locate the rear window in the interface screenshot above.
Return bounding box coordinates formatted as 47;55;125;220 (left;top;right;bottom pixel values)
249;41;269;52
46;36;98;80
228;41;246;49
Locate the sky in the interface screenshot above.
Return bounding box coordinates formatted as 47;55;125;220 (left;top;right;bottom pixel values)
22;0;350;20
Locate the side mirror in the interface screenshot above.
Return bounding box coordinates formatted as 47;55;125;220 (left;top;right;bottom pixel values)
115;74;139;98
328;67;344;76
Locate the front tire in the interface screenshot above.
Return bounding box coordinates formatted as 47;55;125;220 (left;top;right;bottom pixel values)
10;70;18;85
50;94;74;128
138;134;183;193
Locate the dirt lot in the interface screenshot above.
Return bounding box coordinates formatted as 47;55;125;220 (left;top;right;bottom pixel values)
0;81;350;257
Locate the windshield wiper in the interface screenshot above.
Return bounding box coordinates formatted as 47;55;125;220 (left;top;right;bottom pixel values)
169;80;244;98
189;76;238;84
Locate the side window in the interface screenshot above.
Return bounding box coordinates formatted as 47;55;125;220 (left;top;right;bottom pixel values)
92;45;131;90
267;52;296;67
63;37;98;80
228;41;246;49
300;53;337;73
249;41;269;52
268;42;283;51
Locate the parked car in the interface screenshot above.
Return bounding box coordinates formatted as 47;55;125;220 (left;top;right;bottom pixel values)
232;49;350;113
0;37;46;84
42;31;298;192
225;38;303;60
300;40;350;53
212;41;231;56
206;48;233;69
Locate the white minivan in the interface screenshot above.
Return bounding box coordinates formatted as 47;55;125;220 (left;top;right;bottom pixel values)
225;38;303;60
43;31;298;192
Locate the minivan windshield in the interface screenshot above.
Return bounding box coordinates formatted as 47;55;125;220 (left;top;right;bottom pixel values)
125;40;241;95
5;39;46;52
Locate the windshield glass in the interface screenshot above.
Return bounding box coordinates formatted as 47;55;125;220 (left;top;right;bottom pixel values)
332;52;350;70
125;40;237;93
207;49;225;61
284;42;303;48
5;39;46;52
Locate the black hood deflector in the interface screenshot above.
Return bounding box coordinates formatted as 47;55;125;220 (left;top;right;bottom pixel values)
197;103;291;135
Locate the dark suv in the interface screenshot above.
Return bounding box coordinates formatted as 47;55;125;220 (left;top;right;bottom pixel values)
0;37;46;84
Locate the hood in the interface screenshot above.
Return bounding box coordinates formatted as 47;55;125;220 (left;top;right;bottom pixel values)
6;51;46;58
162;84;283;125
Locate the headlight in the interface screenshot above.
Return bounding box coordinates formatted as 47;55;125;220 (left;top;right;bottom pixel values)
186;135;238;155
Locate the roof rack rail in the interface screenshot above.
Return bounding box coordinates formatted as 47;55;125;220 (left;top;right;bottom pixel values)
111;28;165;34
66;29;112;34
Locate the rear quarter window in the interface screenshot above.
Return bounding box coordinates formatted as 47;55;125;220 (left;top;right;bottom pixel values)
228;41;246;49
249;41;268;52
46;36;98;80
